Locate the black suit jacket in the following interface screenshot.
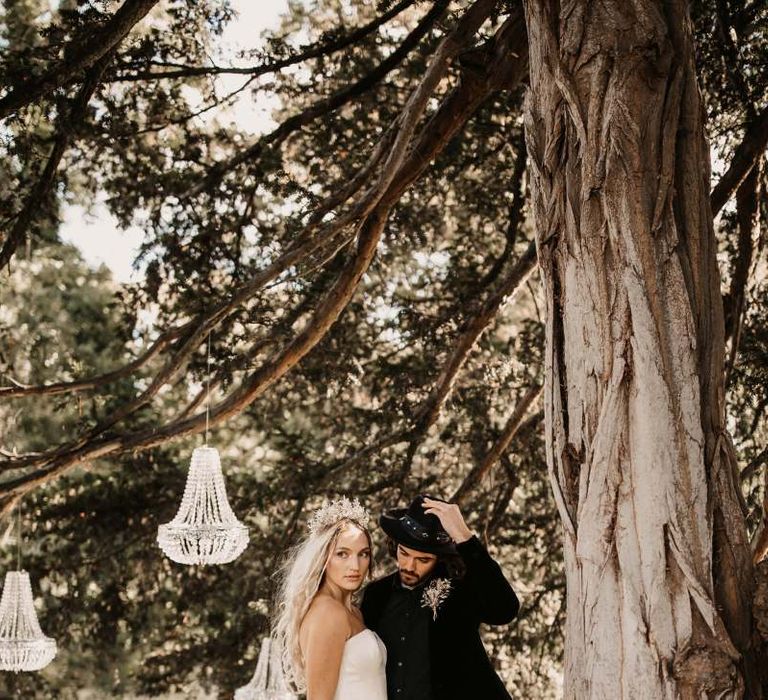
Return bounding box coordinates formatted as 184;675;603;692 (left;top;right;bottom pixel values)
361;536;519;700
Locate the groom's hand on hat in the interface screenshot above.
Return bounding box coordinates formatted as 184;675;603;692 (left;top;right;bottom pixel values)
422;497;473;544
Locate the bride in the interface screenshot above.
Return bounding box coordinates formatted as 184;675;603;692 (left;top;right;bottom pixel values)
273;498;387;700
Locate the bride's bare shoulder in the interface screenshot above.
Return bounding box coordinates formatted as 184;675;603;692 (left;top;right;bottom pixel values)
301;594;350;636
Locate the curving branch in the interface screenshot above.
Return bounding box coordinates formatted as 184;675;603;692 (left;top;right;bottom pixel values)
724;160;762;387
113;0;421;137
0;225;338;473
301;6;528;261
377;9;530;213
112;0;417;82
0;0;463;446
711;103;768;216
267;0;508;268
452;386;543;504
237;6;531;488
0;320;191;399
183;0;451;197
0;53;115;272
751;464;768;565
0;225;344;473
411;242;537;432
0;0;159;120
0;0;501;507
740;448;768;483
0;206;389;511
319;241;538;486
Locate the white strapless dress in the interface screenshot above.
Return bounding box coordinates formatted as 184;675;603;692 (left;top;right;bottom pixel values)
333;629;387;700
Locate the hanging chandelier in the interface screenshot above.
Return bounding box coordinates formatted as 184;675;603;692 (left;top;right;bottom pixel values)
0;570;57;672
235;635;296;700
157;445;249;565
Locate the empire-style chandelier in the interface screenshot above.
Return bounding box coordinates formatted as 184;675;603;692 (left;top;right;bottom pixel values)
235;635;296;700
157;444;249;565
0;570;57;672
157;334;249;565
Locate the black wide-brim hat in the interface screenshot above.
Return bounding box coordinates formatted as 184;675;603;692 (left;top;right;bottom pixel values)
379;494;457;555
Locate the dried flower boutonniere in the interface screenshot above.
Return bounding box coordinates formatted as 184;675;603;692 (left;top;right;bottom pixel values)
420;578;452;621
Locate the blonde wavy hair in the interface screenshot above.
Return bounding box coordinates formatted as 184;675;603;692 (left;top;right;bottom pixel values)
272;516;374;692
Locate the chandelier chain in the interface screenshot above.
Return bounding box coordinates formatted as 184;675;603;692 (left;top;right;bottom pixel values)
16;498;20;572
205;331;211;446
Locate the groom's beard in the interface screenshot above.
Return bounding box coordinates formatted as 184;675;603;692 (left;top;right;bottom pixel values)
399;569;423;586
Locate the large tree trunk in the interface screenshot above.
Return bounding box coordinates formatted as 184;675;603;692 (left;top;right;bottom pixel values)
522;0;762;696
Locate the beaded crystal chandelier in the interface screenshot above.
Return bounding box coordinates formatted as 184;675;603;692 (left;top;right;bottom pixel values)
0;571;57;672
235;636;296;700
157;445;249;565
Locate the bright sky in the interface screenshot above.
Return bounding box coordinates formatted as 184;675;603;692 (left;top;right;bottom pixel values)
59;0;290;283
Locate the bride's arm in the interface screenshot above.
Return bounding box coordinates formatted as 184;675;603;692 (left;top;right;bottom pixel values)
301;598;350;700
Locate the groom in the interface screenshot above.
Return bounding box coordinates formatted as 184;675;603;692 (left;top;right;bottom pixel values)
361;494;519;700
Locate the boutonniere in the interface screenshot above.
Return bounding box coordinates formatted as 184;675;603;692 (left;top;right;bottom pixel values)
420;578;452;621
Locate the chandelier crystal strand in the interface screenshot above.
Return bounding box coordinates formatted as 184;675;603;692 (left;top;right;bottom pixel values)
0;500;57;673
157;333;249;565
235;636;297;700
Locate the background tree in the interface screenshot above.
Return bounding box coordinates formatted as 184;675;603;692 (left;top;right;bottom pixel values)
0;0;765;697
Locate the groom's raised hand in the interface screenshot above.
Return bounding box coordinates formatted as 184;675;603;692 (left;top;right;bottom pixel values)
422;497;473;544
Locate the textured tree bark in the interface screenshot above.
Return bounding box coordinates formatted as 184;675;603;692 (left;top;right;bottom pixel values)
522;0;761;696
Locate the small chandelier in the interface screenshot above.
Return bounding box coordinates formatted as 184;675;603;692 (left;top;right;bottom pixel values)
157;445;249;565
0;570;57;672
235;635;296;700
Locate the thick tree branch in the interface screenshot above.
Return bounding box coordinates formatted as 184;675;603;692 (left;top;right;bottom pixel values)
112;0;417;82
752;465;768;565
740;448;768;483
0;207;388;509
298;4;527;267
452;386;542;504
480;129;528;287
0;321;191;399
274;0;506;268
0;0;159;120
184;0;451;197
711;103;768;216
0;0;502;505
379;9;530;212
412;242;537;431
319;241;537;485
0;54;114;271
724;160;761;387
